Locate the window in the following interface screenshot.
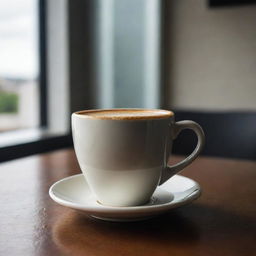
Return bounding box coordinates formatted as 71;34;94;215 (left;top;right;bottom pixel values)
0;0;72;162
0;0;39;132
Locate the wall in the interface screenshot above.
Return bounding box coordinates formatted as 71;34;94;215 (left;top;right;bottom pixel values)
165;0;256;111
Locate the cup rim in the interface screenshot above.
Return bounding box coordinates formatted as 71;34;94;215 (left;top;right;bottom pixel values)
72;108;174;120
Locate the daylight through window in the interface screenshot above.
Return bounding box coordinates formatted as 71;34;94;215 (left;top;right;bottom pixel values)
0;0;39;132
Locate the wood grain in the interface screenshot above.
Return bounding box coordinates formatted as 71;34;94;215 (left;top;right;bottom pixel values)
0;149;256;256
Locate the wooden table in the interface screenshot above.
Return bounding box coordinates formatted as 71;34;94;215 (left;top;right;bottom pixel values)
1;149;256;256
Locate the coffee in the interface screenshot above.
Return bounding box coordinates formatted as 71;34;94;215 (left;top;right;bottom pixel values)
76;109;173;120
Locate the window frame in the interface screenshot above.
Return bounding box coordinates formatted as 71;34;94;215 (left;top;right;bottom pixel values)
39;0;47;127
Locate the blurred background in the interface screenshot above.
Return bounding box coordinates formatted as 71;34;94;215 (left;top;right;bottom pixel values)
0;0;39;132
0;0;256;161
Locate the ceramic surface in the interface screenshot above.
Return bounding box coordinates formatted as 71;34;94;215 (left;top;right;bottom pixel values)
49;174;201;222
72;109;204;206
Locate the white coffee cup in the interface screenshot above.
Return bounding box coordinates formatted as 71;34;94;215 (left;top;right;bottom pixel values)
72;108;205;207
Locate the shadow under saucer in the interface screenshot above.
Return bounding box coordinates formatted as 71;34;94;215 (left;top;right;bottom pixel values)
52;208;200;256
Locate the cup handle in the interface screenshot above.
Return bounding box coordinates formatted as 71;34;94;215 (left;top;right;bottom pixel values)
159;120;205;185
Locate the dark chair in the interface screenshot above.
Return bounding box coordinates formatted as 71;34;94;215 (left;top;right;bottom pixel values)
172;110;256;160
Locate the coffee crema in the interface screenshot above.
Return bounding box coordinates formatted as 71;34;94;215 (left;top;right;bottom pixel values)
75;109;173;120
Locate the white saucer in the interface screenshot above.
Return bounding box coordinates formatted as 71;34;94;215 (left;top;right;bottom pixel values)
49;174;201;222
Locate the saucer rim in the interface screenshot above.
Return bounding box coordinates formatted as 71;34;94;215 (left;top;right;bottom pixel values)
49;173;201;214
